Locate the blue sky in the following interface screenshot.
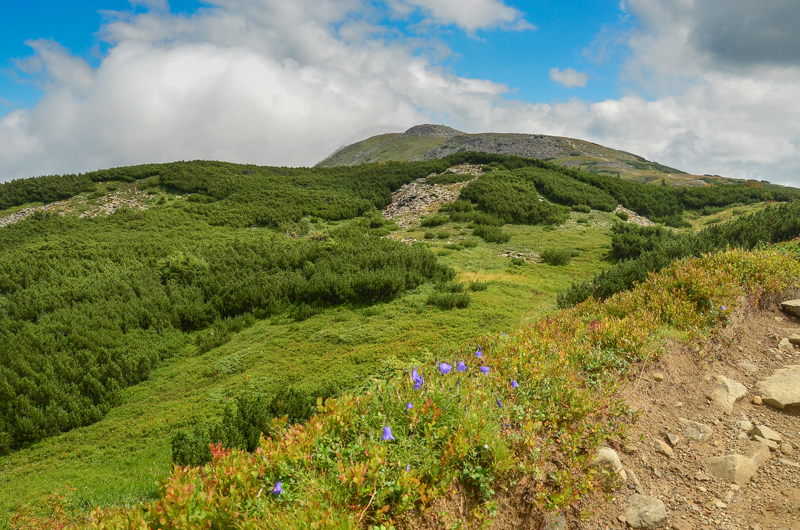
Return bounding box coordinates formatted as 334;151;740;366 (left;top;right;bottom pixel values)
1;0;798;186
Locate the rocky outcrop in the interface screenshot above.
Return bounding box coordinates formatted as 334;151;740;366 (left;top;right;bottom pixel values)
755;365;800;409
398;124;464;138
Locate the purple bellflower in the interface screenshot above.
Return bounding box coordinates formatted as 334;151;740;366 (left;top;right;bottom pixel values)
457;361;467;372
511;380;519;389
475;346;483;358
406;402;413;413
411;369;424;390
439;362;452;375
496;398;503;408
273;481;283;495
382;425;396;441
480;366;491;375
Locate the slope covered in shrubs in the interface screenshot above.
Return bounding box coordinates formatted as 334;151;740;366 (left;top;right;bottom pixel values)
21;247;798;529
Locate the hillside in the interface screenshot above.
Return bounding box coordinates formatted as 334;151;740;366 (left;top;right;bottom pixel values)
2;153;800;528
317;124;710;185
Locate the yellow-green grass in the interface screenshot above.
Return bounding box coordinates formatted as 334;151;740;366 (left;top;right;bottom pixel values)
0;213;615;523
682;201;774;231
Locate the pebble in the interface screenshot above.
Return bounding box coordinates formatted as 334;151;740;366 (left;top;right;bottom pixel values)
655;440;674;457
652;372;664;382
752;395;763;405
780;442;794;455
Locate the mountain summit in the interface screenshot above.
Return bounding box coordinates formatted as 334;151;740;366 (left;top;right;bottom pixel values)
318;124;695;184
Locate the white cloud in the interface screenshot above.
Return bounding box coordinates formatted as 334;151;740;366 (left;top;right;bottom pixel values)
548;67;587;89
388;0;534;31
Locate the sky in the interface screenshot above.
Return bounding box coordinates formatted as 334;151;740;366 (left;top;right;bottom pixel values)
1;0;799;186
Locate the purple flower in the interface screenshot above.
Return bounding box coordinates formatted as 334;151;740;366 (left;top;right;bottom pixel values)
721;305;726;311
480;366;491;375
511;380;519;389
273;481;283;495
496;398;502;408
382;425;396;441
411;369;424;390
439;362;452;375
406;402;413;413
405;463;410;472
457;361;467;372
475;346;482;358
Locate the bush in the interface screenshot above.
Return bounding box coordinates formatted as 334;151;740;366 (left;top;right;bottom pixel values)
171;425;213;467
615;211;629;221
467;280;489;291
576;217;587;224
436;231;450;239
427;291;471;309
473;225;511;243
472;212;507;226
572;204;591;213
510;257;525;266
420;215;448;227
540;248;572;266
461;239;479;248
424;230;436;239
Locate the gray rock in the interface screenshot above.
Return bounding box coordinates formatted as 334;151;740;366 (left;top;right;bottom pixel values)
736;420;753;431
778;337;793;352
678;417;714;443
544;512;566;530
781;299;800;318
592;446;627;489
752;435;779;451
781;442;794;455
789;334;800;345
625;468;644;494
625;494;667;529
703;454;760;484
665;432;679;446
654;440;674;457
749;424;781;441
711;375;747;413
738;361;759;374
755;365;800;409
745;441;772;466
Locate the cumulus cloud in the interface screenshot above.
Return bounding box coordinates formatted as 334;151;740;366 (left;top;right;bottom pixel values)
388;0;534;31
548;67;587;88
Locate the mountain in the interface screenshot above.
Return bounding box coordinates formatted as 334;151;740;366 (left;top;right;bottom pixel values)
317;124;702;185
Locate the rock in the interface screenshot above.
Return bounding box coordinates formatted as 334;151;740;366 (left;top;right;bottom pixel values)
671;521;692;530
544;512;566;530
723;490;734;503
781;442;794;455
752;395;763;405
738;361;759;374
749;424;781;442
592;447;627;489
745;441;772;466
695;473;712;481
625;494;667;529
789;334;800;345
625;468;644;494
736;420;753;431
778;337;793;352
654;440;674;457
678;418;714;443
652;372;664;382
781;299;800;318
755;365;800;409
752;435;779;451
666;432;679;446
703;454;759;484
778;458;800;468
710;375;748;413
713;498;727;509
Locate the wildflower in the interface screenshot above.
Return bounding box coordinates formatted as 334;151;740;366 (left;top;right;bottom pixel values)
475;346;482;358
382;425;396;441
406;402;413;413
496;398;502;408
721;305;726;311
273;481;283;495
406;463;410;472
457;361;467;372
439;362;452;375
411;369;424;390
511;380;519;389
480;366;491;375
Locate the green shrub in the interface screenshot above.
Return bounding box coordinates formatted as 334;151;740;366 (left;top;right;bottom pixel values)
473;225;511;243
171;425;213;467
510;257;525;266
615;211;629;221
461;239;479;248
576;217;587;224
572;204;591;213
424;230;436;239
436;249;453;256
427;291;471;309
436;231;450;239
435;281;466;293
472;212;507;226
467;280;489;291
540;248;572;266
420;215;448;227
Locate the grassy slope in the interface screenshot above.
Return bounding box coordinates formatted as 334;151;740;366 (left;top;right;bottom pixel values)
0;204;615;522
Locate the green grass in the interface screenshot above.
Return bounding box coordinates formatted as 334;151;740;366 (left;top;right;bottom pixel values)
0;213;614;523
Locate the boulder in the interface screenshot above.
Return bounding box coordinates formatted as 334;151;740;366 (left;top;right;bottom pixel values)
749;424;781;442
781;299;800;318
778;338;793;352
678;418;714;443
703;454;759;484
710;375;747;414
789;334;800;346
592;447;627;489
625;494;668;529
755;365;800;409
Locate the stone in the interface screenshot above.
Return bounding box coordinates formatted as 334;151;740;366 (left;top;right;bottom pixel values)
713;498;727;509
655;440;674;457
752;435;779;451
695;473;712;481
666;432;679;446
749;424;781;442
755;365;800;409
625;494;668;529
723;490;734;503
781;442;794;455
738;361;759;374
781;299;800;318
752;395;763;405
789;334;800;345
671;521;692;530
778;458;800;468
625;468;644;495
678;418;714;443
736;420;753;431
778;337;793;352
544;512;566;530
652;372;664;382
703;454;759;484
592;447;627;489
710;375;748;414
745;441;771;466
